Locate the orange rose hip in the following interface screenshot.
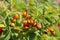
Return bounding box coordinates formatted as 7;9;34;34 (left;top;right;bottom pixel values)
30;20;35;26
13;14;19;19
10;23;15;27
22;11;27;18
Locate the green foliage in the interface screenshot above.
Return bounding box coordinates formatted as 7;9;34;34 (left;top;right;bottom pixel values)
0;0;60;40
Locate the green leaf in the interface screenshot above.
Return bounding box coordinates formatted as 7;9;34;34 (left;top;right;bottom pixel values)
5;17;10;26
45;17;52;23
4;31;11;40
26;31;36;40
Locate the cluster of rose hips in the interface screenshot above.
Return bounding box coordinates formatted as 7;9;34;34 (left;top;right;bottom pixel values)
22;10;41;30
7;10;56;36
0;12;56;36
10;13;20;33
8;10;42;33
46;27;56;36
10;13;19;27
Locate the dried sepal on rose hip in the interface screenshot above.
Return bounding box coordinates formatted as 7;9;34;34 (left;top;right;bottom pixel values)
27;20;30;24
51;31;56;36
10;23;15;27
36;23;41;30
33;22;37;26
10;18;16;23
27;15;32;19
46;28;50;32
22;10;27;18
14;28;20;33
13;14;19;19
24;26;29;30
0;27;3;35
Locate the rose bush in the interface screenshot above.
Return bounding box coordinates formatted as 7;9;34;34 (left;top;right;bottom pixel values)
0;0;60;40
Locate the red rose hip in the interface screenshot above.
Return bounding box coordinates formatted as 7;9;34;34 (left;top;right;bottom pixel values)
0;27;3;35
23;20;29;27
